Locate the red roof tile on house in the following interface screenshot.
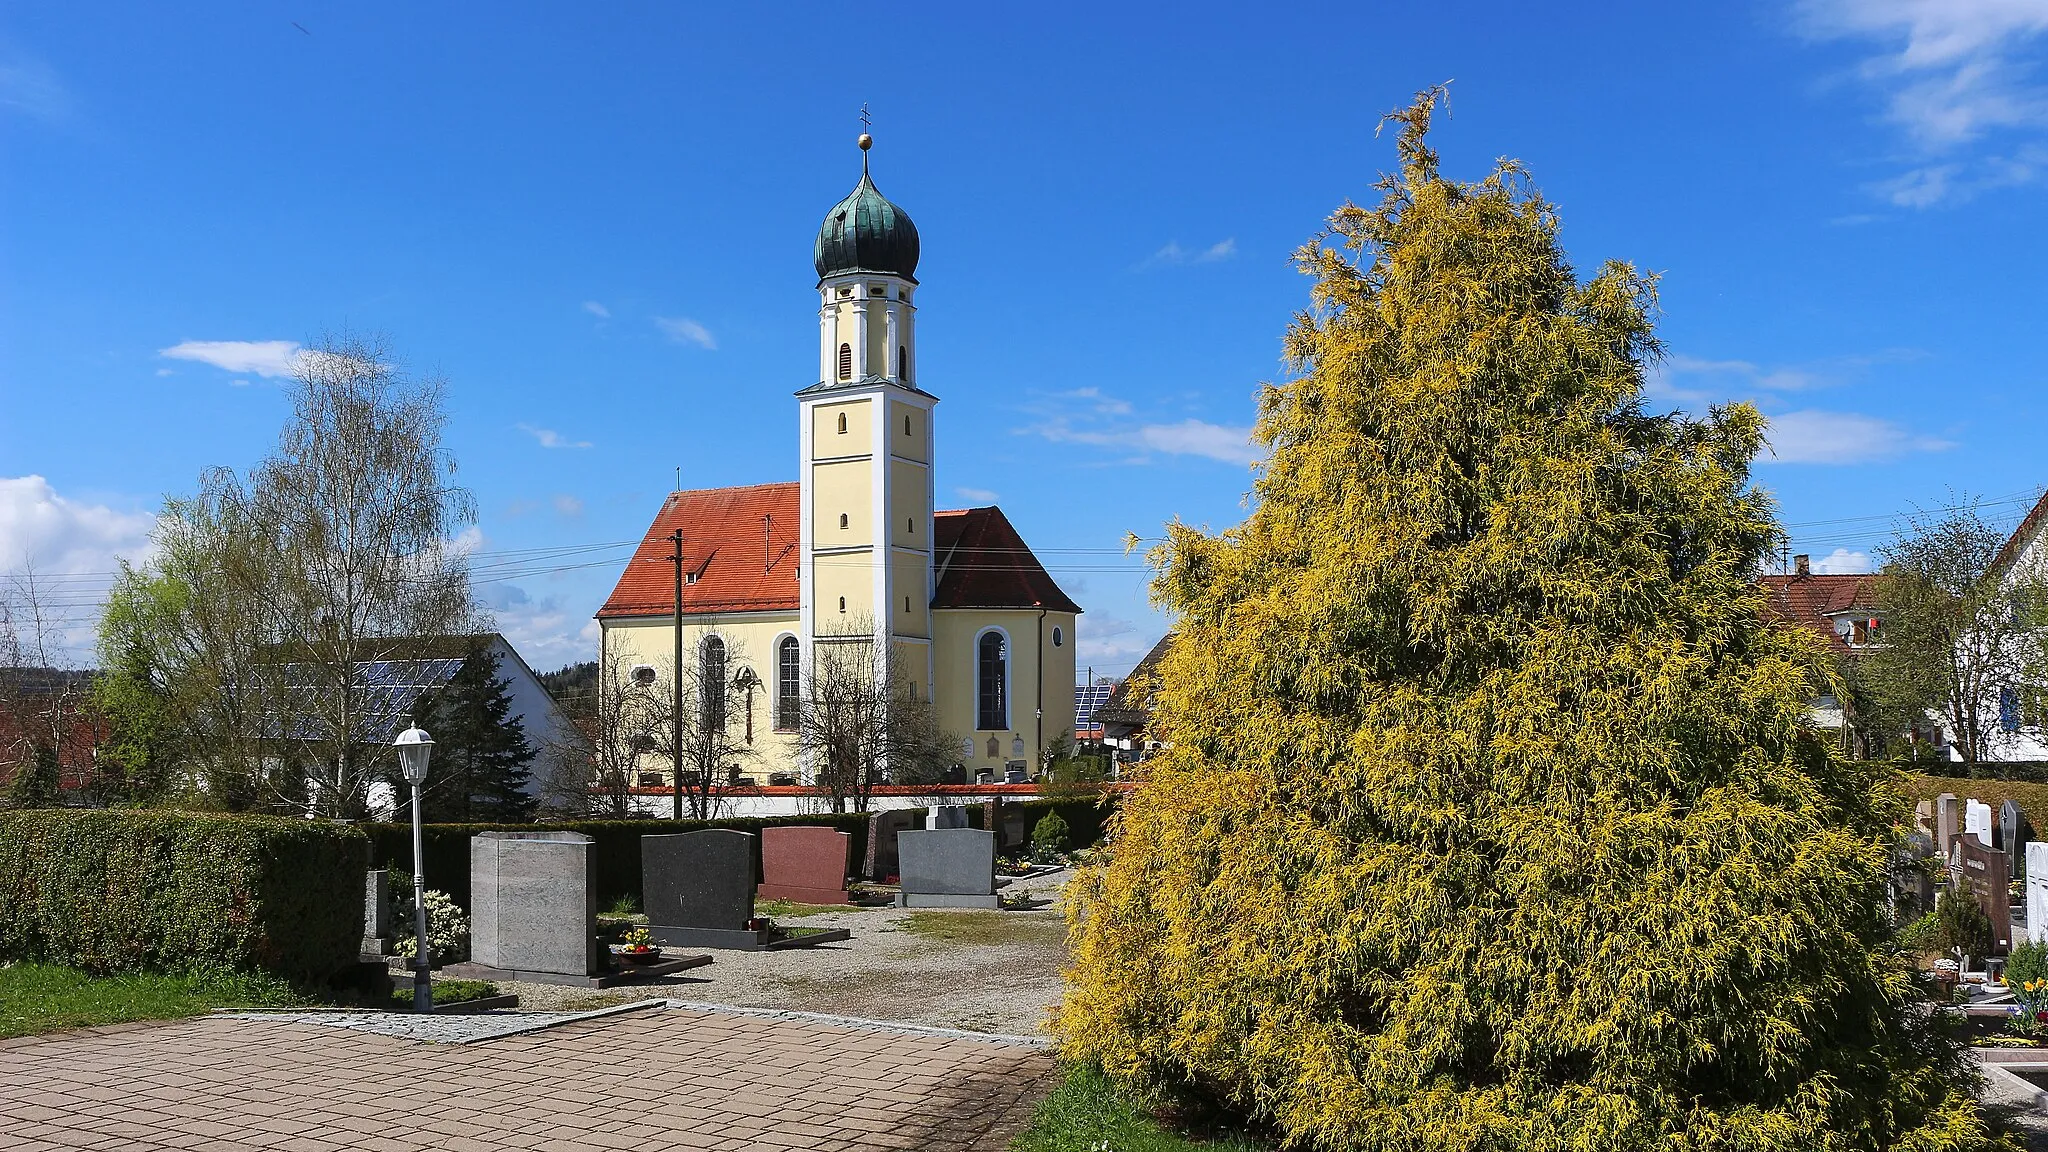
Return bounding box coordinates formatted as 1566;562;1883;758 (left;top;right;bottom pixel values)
598;483;803;618
933;506;1082;613
1994;488;2048;578
1758;572;1878;654
599;489;1083;619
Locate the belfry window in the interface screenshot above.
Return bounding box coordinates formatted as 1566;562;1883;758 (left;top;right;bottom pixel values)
837;412;847;434
903;414;911;436
775;636;800;730
838;343;852;381
838;596;847;612
977;632;1008;731
898;346;908;380
839;513;849;529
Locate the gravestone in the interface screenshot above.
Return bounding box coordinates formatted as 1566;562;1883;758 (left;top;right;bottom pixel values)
644;829;757;948
1915;799;1934;838
757;825;853;904
927;804;969;830
2003;800;2031;879
468;831;600;979
864;809;922;881
896;828;1000;909
1967;799;1996;848
1937;793;1959;857
2029;842;2048;946
361;869;393;960
1957;835;2013;955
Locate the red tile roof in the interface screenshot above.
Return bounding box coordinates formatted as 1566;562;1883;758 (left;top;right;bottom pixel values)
599;483;803;617
1758;572;1877;654
933;506;1082;613
1995;489;2048;578
598;489;1082;619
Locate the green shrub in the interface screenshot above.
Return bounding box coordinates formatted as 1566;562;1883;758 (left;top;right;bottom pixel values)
1897;909;1939;954
2010;939;2048;987
391;884;469;964
1032;811;1071;856
0;810;366;983
1934;892;1994;959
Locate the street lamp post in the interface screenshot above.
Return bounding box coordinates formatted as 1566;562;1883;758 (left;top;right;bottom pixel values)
394;723;435;1013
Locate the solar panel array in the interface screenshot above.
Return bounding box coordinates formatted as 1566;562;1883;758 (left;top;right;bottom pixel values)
263;657;468;742
1075;681;1118;727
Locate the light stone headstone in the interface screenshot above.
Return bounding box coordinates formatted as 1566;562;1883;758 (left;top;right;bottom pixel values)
1967;799;1995;848
1915;799;1934;838
1937;793;1959;858
361;869;392;957
927;804;969;830
895;828;1000;909
2028;841;2048;946
469;831;599;977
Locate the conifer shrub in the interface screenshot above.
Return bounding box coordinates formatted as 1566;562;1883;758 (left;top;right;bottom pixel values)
1032;811;1072;857
0;810;366;983
1058;90;1996;1151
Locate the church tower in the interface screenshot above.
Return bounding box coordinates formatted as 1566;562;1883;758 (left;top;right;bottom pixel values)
798;133;936;696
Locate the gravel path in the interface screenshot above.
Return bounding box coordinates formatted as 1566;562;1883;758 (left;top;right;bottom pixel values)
475;868;1076;1036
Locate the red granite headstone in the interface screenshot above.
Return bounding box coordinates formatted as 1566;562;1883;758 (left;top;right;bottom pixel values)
1957;835;2013;955
757;825;853;904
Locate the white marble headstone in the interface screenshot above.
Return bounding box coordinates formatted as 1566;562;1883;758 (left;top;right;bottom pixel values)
1967;800;1995;847
2029;841;2048;946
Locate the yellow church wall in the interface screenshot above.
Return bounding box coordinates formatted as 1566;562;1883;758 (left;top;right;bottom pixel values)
811;459;872;541
888;460;927;549
598;613;804;778
890;553;929;639
889;399;929;464
812;397;872;454
930;608;1079;772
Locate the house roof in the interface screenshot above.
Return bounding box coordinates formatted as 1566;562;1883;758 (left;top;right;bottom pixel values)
598;483;804;618
598;487;1081;619
1758;572;1878;654
1994;488;2048;579
932;506;1082;613
1095;631;1173;730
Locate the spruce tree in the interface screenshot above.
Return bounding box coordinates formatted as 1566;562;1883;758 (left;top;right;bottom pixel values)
414;640;536;823
1059;90;1994;1151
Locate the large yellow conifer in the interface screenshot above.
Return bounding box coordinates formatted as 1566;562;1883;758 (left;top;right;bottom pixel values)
1059;90;1995;1151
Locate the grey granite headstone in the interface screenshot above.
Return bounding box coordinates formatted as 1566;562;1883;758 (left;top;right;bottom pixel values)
361;869;392;957
644;829;755;932
896;828;999;909
469;831;598;977
927;804;969;830
2003;800;2030;877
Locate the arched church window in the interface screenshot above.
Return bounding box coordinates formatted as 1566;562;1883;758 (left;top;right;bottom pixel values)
699;636;727;734
775;636;800;730
977;631;1008;731
838;343;852;381
839;513;849;529
898;346;908;380
837;412;847;434
838;596;847;612
903;414;911;436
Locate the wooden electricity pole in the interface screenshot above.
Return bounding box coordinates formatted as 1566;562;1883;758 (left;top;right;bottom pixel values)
666;526;685;822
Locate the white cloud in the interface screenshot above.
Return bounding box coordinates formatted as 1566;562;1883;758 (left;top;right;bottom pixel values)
0;476;157;660
518;424;593;450
1794;0;2048;204
655;316;717;350
1049;387;1134;416
1076;616;1158;668
154;368;174;377
481;585;599;671
1027;388;1260;467
552;494;585;518
158;339;303;378
582;301;610;319
1810;547;1875;574
954;487;999;504
0;50;69;122
1140;238;1238;269
1763;409;1956;463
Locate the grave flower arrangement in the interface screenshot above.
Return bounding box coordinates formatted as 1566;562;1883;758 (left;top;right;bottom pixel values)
2008;978;2048;1041
616;927;659;959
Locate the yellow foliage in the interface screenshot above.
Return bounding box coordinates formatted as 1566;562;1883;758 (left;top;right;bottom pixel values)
1058;89;2001;1152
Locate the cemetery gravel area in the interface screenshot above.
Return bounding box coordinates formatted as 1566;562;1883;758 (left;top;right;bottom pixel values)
487;868;1075;1035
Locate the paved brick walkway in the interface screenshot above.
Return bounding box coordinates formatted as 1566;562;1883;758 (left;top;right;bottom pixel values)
0;1002;1058;1151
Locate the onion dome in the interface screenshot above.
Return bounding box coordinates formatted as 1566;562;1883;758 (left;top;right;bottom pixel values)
814;134;920;282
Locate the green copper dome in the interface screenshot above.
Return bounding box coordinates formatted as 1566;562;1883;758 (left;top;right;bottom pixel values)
814;163;919;283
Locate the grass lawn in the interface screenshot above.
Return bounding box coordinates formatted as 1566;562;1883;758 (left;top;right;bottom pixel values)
900;909;1066;947
755;898;845;919
0;963;304;1039
1011;1064;1269;1151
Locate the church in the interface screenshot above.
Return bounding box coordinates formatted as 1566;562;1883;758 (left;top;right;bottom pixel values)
596;135;1082;791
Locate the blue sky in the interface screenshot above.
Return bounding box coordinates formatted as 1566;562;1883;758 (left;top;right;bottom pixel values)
4;2;2046;675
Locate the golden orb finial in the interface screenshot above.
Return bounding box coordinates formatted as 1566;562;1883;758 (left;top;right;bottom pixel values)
858;132;873;151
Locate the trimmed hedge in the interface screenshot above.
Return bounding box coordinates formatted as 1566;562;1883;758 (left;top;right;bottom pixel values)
361;815;873;911
0;810;368;984
1903;773;2048;819
1001;797;1117;851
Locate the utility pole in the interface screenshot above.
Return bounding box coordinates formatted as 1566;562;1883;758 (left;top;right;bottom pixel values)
666;526;685;822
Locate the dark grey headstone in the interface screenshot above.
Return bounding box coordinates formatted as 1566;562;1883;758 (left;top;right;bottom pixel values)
470;832;598;977
865;809;923;880
897;828;997;897
644;829;755;931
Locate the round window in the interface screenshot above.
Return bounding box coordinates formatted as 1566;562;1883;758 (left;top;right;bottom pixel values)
1052;626;1064;648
